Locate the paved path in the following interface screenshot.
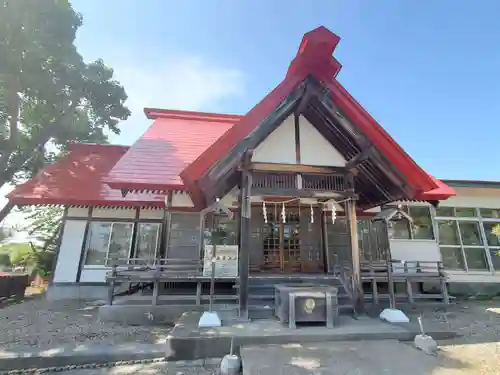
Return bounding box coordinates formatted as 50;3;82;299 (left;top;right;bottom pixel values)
240;340;473;375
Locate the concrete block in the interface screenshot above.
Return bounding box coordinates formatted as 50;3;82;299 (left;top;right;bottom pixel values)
414;334;438;355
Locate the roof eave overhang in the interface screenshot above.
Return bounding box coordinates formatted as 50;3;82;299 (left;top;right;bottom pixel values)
8;196;166;208
105;180;187;193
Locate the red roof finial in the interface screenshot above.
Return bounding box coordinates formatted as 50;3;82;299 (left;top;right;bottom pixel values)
287;26;342;81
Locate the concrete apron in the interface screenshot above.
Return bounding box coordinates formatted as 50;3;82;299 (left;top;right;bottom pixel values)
165;311;458;361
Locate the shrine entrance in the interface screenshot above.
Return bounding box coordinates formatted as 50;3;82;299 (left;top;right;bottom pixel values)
262;209;302;273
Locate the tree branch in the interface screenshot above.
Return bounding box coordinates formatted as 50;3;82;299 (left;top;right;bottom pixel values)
0;100;79;186
0;79;21;172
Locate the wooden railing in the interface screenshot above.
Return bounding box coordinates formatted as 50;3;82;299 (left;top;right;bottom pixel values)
302;173;345;192
251;171;346;192
252;172;297;190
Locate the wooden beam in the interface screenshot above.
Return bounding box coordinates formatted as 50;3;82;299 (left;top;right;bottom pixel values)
345;145;376;171
294;84;314;117
249;162;345;175
294;114;301;164
345;174;364;313
238;150;253;321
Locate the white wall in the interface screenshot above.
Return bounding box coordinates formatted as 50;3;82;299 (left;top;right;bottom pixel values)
53;220;87;283
171;192;194;207
299;116;346;167
440;187;500;209
252;114;296;164
67;207;89;218
390;239;441;273
92;207;135;219
251;114;347;167
139;208;163;219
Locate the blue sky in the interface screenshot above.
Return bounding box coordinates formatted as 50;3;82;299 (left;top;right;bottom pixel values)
71;0;500;181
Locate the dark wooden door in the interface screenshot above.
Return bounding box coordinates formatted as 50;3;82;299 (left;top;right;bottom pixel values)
261;208;302;272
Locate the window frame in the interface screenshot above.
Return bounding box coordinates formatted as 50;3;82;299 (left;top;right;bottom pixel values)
133;222;161;265
386;203;435;241
83;221;135;267
435;207;496;273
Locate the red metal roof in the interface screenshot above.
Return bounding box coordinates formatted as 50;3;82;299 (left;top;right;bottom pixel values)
8;144;166;207
105;109;240;192
180;26;455;203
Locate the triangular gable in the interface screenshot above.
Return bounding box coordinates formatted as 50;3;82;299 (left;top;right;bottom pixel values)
181;26;454;207
251;113;347;167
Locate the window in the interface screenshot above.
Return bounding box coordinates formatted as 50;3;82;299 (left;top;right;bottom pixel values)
134;223;160;265
480;208;500;219
436;207;497;272
84;222;133;266
455;207;477;217
390;219;411;240
204;215;238;246
484;222;500;270
435;206;454;217
168;213;201;260
387;205;434;240
408;206;434;240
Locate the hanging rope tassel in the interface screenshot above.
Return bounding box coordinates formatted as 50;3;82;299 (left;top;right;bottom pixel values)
310;204;314;224
331;202;337;224
262;201;268;224
281;203;286;223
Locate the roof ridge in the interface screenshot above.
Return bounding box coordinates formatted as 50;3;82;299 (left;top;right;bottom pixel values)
68;143;130;151
144;108;243;122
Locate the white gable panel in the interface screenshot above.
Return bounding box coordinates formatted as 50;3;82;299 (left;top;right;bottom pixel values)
299;116;346;167
251;115;296;164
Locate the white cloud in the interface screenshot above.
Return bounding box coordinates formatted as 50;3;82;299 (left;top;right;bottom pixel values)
109;56;245;144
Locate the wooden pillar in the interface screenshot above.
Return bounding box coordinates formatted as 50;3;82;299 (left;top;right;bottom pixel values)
345;173;363;312
238;151;253;321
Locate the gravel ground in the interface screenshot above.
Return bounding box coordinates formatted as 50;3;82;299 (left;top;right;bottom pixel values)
406;300;500;374
1;296;499;374
0;296;171;351
46;362;220;375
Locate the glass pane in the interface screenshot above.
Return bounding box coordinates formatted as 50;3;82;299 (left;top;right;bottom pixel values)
408;206;435;240
170;213;201;230
210;217;238;246
107;223;134;264
438;220;460;245
463;248;488;270
135;223;160;264
480;208;500;219
455;207;477;217
85;222;112;265
435;207;454;217
489;249;500;271
440;247;465;270
169;230;200;246
483;222;500;247
389;219;411;240
458;222;483;246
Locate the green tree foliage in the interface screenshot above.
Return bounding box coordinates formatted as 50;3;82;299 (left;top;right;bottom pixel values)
19;205;63;251
0;0;130;186
1;242;32;266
